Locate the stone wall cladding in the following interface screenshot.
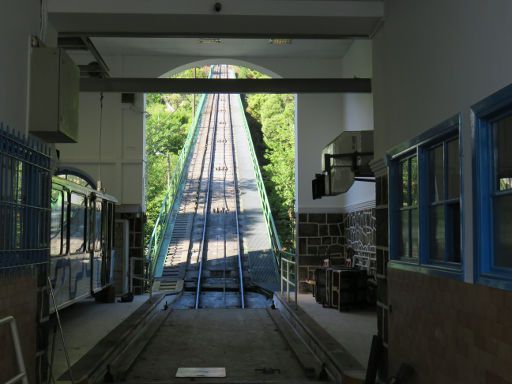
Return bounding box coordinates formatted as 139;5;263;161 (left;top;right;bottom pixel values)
343;208;377;278
388;268;512;384
298;213;346;266
298;209;377;278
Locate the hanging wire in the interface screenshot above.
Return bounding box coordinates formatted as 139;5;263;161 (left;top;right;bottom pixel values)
97;92;104;191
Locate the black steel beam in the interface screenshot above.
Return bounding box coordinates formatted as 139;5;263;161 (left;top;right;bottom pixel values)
80;78;371;94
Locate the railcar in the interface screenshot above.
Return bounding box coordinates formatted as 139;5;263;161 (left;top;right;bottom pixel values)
49;176;117;311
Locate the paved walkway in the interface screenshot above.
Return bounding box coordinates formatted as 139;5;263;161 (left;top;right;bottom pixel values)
50;295;148;380
298;293;377;369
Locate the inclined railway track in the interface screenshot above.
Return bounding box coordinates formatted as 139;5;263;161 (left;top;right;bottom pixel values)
181;65;245;309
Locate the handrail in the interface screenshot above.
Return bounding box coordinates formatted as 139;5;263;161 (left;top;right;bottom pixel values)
237;94;298;299
235;95;284;259
280;256;297;306
0;316;29;384
146;92;208;276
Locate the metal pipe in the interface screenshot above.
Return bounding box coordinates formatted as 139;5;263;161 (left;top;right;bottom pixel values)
47;277;75;384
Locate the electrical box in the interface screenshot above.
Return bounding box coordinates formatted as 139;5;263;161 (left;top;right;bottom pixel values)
29;47;79;143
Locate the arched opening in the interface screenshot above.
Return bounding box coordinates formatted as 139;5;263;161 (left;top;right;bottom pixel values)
160;59;282;79
145;64;296;254
55;167;96;189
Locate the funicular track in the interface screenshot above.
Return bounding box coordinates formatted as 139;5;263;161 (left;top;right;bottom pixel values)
80;65;348;384
165;65;249;309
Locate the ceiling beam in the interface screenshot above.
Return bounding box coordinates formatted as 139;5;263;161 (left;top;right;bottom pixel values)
48;0;383;38
79;78;372;93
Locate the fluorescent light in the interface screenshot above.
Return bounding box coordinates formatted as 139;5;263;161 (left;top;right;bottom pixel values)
199;38;222;44
268;38;292;45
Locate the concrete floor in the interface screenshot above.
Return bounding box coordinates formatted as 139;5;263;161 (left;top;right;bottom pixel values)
297;293;377;369
50;294;148;380
126;308;311;382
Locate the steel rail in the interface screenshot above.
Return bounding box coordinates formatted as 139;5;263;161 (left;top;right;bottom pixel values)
226;90;245;309
195;92;220;309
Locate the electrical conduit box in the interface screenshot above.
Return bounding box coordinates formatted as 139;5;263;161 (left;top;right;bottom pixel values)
29;47;79;143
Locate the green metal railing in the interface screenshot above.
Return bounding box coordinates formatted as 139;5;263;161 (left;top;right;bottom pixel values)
146;92;207;275
236;95;295;267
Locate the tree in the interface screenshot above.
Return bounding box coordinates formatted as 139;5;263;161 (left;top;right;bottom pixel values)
242;86;296;250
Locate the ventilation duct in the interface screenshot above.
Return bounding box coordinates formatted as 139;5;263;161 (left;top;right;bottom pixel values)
312;131;374;199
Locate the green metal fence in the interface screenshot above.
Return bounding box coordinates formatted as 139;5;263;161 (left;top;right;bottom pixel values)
235;95;295;267
146;93;207;275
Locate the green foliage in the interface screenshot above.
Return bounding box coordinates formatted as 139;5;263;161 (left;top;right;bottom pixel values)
244;93;296;250
236;67;270;79
145;66;208;244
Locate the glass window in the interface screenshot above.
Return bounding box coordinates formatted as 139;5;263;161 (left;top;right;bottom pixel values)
50;189;63;256
492;114;512;269
427;137;461;264
69;193;86;253
95;201;102;251
398;155;418;260
389;116;461;274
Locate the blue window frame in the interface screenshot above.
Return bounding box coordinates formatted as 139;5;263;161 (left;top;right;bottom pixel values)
473;84;512;290
388;115;463;277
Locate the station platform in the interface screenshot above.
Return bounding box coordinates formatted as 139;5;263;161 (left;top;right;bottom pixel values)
51;291;376;383
297;293;377;369
50;295;149;381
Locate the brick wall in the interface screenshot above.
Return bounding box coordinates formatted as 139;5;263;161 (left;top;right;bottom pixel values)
0;269;40;384
388;268;512;384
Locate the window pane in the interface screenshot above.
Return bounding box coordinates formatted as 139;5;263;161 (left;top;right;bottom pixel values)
447;202;461;263
430;205;445;261
494;115;512;191
429;145;444;202
400;160;409;206
70;193;86;253
446;139;460;199
400;210;410;257
62;196;69;255
50;189;62;256
410;156;418;206
411;208;419;258
95;201;102;251
493;194;512;269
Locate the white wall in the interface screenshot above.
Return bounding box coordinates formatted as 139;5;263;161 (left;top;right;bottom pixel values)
296;40;375;213
296;93;345;213
338;40;375;210
373;0;512;281
56;93;146;210
0;1;41;134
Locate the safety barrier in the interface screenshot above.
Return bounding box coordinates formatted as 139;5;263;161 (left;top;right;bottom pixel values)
0;124;51;266
280;253;297;305
235;96;283;257
236;95;298;299
146;93;207;276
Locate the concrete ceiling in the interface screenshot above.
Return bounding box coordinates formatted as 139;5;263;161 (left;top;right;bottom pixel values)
90;37;353;59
